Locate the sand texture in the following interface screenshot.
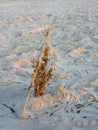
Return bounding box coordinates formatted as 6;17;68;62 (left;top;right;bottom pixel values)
0;0;98;130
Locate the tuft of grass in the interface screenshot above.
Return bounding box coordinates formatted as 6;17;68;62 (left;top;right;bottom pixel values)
32;44;52;96
22;21;61;117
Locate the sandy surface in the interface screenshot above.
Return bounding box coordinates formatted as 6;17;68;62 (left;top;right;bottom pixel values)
0;0;98;130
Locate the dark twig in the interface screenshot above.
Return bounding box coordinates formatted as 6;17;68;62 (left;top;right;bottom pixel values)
3;104;15;113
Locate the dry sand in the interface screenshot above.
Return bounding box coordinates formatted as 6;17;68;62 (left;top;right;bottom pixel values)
0;0;98;130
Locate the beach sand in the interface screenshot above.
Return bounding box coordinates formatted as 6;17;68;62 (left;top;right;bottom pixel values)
0;0;98;129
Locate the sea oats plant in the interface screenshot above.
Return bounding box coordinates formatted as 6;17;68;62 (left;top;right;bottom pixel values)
22;22;61;118
32;44;53;96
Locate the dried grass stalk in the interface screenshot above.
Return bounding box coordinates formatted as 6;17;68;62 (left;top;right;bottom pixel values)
22;21;61;116
33;45;52;96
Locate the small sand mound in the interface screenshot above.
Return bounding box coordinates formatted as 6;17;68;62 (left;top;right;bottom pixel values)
27;87;79;112
55;87;78;103
26;87;98;113
30;94;55;111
